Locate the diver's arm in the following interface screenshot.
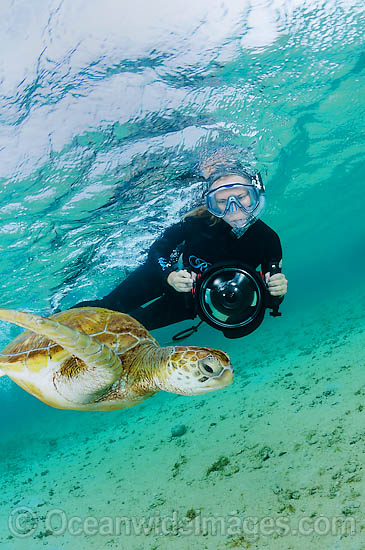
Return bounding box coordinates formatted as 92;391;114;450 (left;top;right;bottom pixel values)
69;222;189;311
147;221;188;284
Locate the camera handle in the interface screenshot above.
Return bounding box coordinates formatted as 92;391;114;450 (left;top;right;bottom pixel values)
268;261;282;317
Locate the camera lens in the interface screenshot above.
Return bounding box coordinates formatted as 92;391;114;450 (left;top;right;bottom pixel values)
195;263;267;334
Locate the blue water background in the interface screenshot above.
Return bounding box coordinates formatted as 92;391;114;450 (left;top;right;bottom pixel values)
0;0;364;462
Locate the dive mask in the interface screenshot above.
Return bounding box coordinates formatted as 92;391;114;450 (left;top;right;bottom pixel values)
205;172;265;220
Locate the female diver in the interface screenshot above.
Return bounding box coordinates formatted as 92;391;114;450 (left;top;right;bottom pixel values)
74;161;288;332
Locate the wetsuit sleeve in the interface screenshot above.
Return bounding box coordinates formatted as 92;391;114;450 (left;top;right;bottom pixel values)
147;221;188;283
260;227;284;307
260;227;283;275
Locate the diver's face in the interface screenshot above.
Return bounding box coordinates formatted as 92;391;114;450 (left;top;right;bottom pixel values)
209;175;252;228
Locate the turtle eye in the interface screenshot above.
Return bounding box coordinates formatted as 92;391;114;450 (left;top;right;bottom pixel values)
198;357;224;378
201;364;213;374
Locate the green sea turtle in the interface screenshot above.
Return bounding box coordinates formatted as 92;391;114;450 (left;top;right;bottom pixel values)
0;307;233;411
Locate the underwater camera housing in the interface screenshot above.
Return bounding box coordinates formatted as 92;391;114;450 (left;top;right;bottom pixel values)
193;261;282;339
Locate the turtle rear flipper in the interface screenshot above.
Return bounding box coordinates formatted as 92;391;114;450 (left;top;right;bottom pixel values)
0;308;123;404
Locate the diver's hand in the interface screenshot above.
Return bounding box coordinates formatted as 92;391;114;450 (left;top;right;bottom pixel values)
265;272;288;297
167;270;196;292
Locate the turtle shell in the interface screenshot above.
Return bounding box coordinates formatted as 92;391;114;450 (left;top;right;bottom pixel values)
0;308;157;371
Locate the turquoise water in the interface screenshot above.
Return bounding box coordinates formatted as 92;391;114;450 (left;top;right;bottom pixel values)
0;1;364;549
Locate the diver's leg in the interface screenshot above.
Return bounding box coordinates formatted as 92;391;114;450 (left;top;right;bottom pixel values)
128;292;195;330
72;263;165;312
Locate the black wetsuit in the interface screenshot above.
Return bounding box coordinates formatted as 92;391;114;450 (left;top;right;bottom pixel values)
74;216;283;330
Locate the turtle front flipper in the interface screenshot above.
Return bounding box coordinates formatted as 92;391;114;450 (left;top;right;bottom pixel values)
0;308;123;404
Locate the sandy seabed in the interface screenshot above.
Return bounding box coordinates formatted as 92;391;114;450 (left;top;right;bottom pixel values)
0;286;364;550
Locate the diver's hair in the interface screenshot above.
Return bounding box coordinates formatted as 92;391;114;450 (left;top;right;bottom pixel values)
206;165;252;188
184;205;222;226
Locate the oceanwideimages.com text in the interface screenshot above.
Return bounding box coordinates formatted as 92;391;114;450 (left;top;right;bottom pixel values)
8;507;358;539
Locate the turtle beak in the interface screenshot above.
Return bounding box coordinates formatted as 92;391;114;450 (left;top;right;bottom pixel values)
219;364;234;386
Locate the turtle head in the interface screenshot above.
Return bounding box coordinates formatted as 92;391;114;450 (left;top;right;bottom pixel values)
155;346;233;395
